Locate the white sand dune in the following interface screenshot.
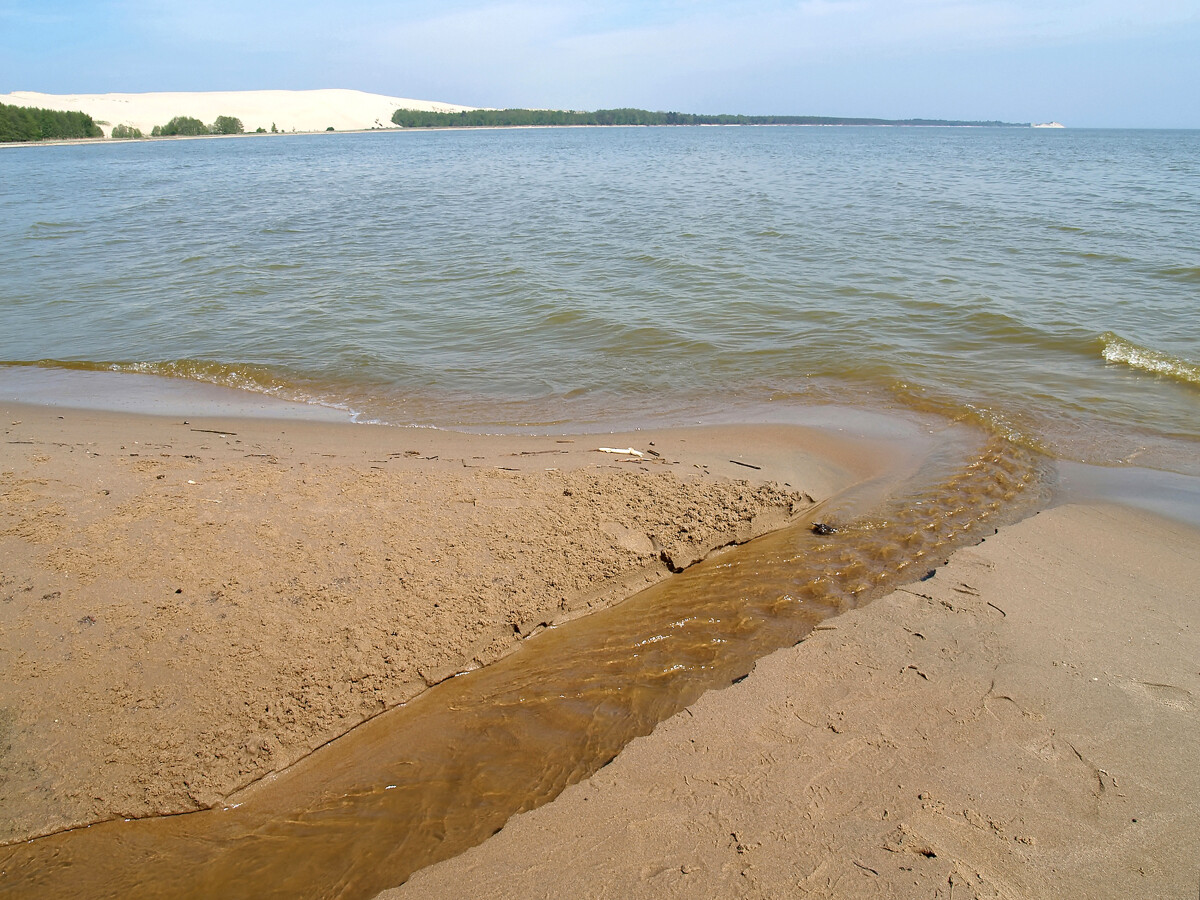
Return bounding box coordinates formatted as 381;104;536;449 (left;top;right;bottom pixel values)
0;89;478;137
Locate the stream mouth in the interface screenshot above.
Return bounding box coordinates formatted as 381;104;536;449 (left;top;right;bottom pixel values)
0;429;1048;900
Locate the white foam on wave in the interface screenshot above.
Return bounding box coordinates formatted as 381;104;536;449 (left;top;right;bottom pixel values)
1101;332;1200;387
1;361;361;423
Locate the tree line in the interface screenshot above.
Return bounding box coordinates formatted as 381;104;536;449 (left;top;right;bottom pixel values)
0;103;254;142
149;115;245;137
0;102;103;142
390;107;1025;128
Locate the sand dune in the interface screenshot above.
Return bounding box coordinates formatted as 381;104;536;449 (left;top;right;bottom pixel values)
0;89;478;137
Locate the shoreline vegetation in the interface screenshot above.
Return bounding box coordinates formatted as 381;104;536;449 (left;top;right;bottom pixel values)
148;114;246;137
0;92;1029;143
0;101;102;142
0;101;249;143
390;107;1028;128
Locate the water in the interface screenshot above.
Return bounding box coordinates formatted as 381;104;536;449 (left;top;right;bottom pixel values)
2;127;1198;472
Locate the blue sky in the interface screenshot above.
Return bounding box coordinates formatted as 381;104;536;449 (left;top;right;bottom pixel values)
2;0;1198;127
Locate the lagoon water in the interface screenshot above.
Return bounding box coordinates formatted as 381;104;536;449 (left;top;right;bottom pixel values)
2;126;1198;473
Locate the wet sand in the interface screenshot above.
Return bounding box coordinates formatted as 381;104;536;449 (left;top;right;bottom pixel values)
5;397;1196;900
388;501;1200;900
0;401;879;844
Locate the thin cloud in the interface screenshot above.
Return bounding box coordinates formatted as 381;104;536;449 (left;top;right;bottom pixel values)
76;1;1200;61
2;0;1196;124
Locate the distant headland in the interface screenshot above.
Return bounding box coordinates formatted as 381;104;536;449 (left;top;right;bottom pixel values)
389;108;1030;128
1;89;1035;143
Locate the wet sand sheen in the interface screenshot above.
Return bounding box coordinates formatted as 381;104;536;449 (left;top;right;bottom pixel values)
393;502;1200;900
3;403;890;841
0;416;1044;898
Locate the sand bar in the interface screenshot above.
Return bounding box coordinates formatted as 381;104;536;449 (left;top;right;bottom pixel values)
388;501;1200;900
0;400;880;844
0;89;477;138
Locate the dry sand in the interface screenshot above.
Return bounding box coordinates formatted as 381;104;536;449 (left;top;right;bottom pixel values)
0;401;871;844
0;89;476;138
387;502;1200;900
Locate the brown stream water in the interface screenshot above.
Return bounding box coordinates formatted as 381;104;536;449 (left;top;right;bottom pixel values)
0;431;1047;900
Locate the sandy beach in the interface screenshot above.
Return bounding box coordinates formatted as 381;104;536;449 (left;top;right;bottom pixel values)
0;89;476;138
2;398;1198;898
0;401;869;845
389;501;1200;900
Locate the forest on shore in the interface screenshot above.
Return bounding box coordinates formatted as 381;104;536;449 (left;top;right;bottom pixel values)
0;102;103;142
1;98;1028;143
391;107;1026;128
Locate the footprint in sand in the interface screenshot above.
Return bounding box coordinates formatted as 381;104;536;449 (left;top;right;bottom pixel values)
1122;680;1196;712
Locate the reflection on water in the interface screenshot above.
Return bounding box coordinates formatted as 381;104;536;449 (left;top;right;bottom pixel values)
0;428;1047;900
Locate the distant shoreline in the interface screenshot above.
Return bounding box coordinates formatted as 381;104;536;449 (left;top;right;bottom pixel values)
1;90;1036;144
0;89;474;143
2;120;1044;149
389;107;1029;129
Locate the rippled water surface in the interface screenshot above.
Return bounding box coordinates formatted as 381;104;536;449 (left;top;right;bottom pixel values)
2;127;1198;469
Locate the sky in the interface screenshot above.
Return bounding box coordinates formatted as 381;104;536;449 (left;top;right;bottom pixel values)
2;0;1198;127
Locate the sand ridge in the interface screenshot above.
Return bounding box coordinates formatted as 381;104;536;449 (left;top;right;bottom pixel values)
0;89;478;137
0;403;868;844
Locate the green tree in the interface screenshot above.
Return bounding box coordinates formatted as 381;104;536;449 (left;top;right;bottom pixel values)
390;107;1026;129
110;123;143;139
0;101;103;142
210;115;244;135
155;115;208;136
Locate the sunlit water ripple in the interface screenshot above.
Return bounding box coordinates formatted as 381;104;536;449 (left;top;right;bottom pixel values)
2;126;1198;470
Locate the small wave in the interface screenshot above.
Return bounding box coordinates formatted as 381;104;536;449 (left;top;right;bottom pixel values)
1100;332;1200;387
1;358;364;416
1156;265;1200;283
4;358;287;392
25;222;83;240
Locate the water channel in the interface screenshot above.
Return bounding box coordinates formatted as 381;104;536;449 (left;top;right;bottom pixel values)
0;424;1048;899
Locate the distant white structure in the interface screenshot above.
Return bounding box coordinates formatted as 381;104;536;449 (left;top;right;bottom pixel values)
0;89;479;137
1032;121;1066;128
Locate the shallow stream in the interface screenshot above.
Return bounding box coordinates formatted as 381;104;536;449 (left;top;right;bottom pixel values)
0;424;1047;899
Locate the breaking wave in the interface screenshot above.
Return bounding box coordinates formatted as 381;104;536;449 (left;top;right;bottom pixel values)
0;358;364;417
1100;333;1200;387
